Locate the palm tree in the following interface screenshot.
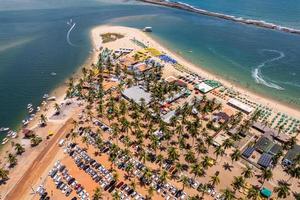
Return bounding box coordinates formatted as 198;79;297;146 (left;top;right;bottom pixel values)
260;168;273;187
214;145;225;160
92;187;103;200
159;170;169;184
81;135;89;148
178;175;189;190
222;188;235;200
112;191;121;200
54;103;60;115
242;164;254;179
14;143;25;155
7;153;17;167
222;138;233;149
185;150;196;164
39;114;47;127
146;186;155;200
0;168;9;181
247;186;260;200
232;176;245;191
209;172;220;188
274;180;291;199
167;147;179;162
230;149;241;163
31;135;42;147
191;163;205;179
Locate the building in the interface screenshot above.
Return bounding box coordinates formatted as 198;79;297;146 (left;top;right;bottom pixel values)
227;98;253;114
122;86;152;105
252;122;290;143
161;110;177;124
282;145;300;166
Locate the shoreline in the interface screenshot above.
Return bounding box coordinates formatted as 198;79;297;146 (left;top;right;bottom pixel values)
99;25;300;120
147;33;300;117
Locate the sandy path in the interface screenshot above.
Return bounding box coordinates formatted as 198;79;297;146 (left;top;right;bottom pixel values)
5;118;73;200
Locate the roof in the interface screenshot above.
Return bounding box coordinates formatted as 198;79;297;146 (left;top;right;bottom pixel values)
227;98;253;114
255;136;274;153
242;147;255;158
122;86;152;105
284;144;300;162
195;82;214;93
260;187;272;198
269;143;282;156
252;122;290;143
161;110;176;124
258;153;273;168
214;112;230;122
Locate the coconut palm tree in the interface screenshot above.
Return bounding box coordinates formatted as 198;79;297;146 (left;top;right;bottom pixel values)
167;147;179;162
31;135;42;147
191;163;205;179
274;180;291;199
0;168;9;181
232;176;245;191
39;114;47;127
230;149;241;163
54;103;60;115
7;153;17;167
112;191;121;200
178;175;189;190
185;150;196;164
247;186;260;200
92;187;103;200
14;143;25;155
222;138;234;150
209;171;220;188
214;145;225;160
260;168;273;187
146;186;155;200
159;170;169;184
222;188;235;200
242;165;254;179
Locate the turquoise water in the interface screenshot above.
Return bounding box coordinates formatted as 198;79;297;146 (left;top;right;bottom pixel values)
178;0;300;29
0;0;300;140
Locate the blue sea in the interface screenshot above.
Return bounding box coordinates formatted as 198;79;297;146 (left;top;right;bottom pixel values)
0;0;300;140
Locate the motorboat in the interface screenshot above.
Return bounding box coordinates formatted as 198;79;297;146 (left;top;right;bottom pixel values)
47;96;56;101
143;26;152;32
0;127;9;132
2;138;9;145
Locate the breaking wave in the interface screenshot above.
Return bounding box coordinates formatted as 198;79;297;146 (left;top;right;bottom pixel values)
251;49;285;90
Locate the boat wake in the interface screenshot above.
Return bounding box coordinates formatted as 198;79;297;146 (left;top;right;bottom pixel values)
67;19;76;47
251;49;285;90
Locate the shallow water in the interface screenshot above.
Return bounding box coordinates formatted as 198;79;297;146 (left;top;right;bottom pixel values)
0;0;300;140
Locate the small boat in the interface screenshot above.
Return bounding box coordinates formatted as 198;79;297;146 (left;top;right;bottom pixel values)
2;138;9;145
22;119;29;126
28;107;34;113
0;127;9;132
43;94;49;99
143;26;152;32
27;104;33;109
7;131;13;137
47;96;56;101
11;132;17;138
51;72;57;76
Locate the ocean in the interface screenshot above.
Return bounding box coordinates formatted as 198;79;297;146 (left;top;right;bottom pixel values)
0;0;300;140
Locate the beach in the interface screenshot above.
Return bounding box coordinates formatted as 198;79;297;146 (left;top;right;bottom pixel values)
93;25;300;121
0;24;299;199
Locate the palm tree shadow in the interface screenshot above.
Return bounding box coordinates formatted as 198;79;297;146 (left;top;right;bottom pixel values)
223;162;233;171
